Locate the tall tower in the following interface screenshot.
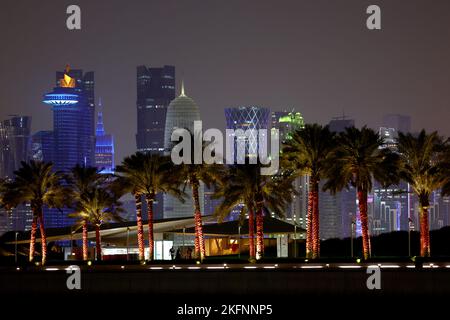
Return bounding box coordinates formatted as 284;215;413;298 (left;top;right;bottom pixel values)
95;99;115;174
136;65;175;153
42;65;95;228
163;83;203;219
0;115;33;234
271;110;306;228
224;106;271;164
0;116;32;179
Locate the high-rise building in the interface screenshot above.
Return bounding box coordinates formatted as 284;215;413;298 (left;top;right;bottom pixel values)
271;111;304;143
0;115;33;234
382;114;411;134
0;116;32;179
328;117;355;133
371;127;410;235
95;99;115;174
42;65;95;228
224;106;271;163
163;83;203;219
271;110;306;228
136;65;175;153
43;65;95;172
319;116;357;239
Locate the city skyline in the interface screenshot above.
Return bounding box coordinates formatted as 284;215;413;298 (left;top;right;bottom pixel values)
2;0;450;165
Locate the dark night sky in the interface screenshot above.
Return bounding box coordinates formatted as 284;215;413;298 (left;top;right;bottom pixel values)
1;0;450;164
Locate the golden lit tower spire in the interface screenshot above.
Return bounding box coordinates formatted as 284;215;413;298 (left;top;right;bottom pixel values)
59;64;76;88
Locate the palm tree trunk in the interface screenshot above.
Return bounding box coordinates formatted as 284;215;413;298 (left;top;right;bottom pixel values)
248;208;256;260
38;211;47;265
256;207;264;260
82;219;89;261
134;193;145;261
29;215;37;263
419;197;430;257
311;178;320;259
306;188;313;259
95;225;102;261
146;192;155;261
357;188;371;260
192;181;206;261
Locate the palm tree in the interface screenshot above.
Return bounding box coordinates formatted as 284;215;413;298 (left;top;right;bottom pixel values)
324;127;398;260
282;124;335;259
114;153;148;261
214;163;296;261
2;161;66;265
69;187;124;261
115;152;184;261
65;165;110;261
397;130;450;257
175;161;225;261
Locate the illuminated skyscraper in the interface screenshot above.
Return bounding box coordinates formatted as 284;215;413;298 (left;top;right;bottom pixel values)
42;65;95;228
271;110;306;228
224;106;271;163
0;116;31;179
163;83;203;219
0;115;33;234
95;99;115;174
43;65;95;173
136;65;175;153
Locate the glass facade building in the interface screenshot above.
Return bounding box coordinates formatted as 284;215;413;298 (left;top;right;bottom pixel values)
95;99;115;174
136;65;175;153
0;116;33;234
163;84;203;219
42;66;95;228
224;106;271;163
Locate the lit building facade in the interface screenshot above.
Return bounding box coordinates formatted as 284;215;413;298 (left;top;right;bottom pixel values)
43;65;95;173
42;66;95;228
224;106;271;163
0;116;32;179
163;83;203;219
0;115;33;234
136;65;175;153
95;99;115;174
271;110;306;229
319;117;357;239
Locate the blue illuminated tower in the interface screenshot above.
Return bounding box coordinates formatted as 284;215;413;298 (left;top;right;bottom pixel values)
43;65;95;173
42;65;95;228
95;99;115;174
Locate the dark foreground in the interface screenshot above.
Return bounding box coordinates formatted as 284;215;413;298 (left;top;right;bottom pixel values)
1;262;449;318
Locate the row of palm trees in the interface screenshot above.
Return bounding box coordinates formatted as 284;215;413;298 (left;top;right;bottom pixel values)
0;125;449;265
283;125;450;259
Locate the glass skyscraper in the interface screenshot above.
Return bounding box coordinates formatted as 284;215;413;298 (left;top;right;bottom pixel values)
0;116;32;179
0;115;33;234
95;99;115;174
163;83;203;219
42;65;95;228
224;106;271;163
136;65;175;153
271;110;306;228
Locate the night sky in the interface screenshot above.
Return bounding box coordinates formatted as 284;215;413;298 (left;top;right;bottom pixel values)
1;0;450;164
